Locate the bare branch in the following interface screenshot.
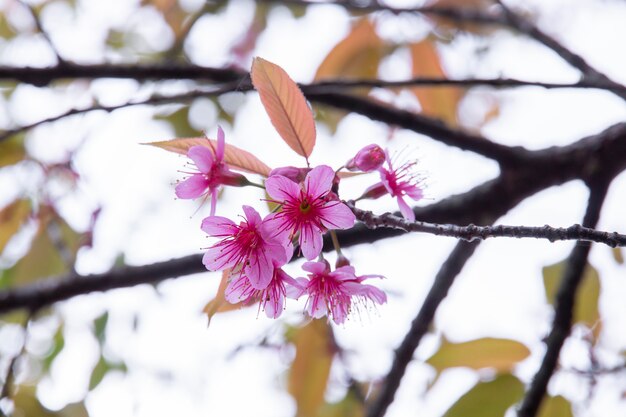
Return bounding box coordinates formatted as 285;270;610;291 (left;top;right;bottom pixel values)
495;0;626;101
0;84;240;144
17;0;66;66
517;173;611;417
365;240;481;417
349;203;626;248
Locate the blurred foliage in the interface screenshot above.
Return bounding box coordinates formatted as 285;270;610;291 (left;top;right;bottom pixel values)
543;260;602;341
0;0;622;416
426;337;530;375
287;319;334;417
442;374;524;417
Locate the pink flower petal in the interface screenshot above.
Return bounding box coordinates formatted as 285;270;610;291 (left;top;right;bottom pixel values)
209;187;218;216
188;146;214;173
241;205;262;226
265;175;300;202
406;187;424;201
397;196;415;221
319;201;356;230
225;274;254;303
175;174;208;199
203;245;235;271
264;293;284;319
308;295;328;319
304;165;334;200
244;248;274;289
201;215;238;236
302;261;327;275
216;125;225;161
261;213;292;243
300;223;323;260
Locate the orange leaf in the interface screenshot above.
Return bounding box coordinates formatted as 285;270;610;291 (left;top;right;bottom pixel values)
202;269;248;324
315;19;384;81
251;57;316;160
145;137;272;177
410;40;461;126
288;320;334;417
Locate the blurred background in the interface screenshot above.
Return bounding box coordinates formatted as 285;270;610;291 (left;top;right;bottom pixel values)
0;0;626;416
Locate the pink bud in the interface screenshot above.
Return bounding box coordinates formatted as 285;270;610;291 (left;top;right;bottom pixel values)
269;166;311;183
346;144;385;172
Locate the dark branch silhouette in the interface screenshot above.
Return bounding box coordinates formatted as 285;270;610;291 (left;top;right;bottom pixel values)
517;173;611;417
350;204;626;247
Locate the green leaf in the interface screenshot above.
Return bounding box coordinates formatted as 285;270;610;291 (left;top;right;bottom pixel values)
538;395;573;417
13;384;89;417
89;354;127;391
612;247;623;265
543;260;601;339
154;107;201;138
0;134;26;168
288;319;334;417
93;312;109;344
42;323;65;373
0;199;31;254
1;209;83;287
443;374;524;417
426;337;530;374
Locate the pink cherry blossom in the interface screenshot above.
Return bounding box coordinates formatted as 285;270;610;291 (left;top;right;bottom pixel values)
201;205;287;289
224;245;303;319
362;150;424;221
296;260;386;325
175;126;247;216
346;144;385;172
264;165;356;260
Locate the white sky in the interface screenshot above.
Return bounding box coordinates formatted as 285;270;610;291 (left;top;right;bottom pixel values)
1;0;626;416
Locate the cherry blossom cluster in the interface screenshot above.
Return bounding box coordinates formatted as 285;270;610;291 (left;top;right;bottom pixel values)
174;126;424;324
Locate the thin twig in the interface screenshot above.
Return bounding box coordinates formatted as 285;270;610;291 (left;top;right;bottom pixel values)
349;203;626;248
17;0;66;65
0;84;241;143
495;0;626;101
517;173;612;417
0;310;36;402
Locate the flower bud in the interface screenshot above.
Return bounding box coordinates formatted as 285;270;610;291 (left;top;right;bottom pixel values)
346;144;385;172
269;166;311;183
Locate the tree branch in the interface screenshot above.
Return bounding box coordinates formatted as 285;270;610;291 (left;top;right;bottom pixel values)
305;90;529;165
0;123;625;314
0;84;241;144
517;173;612;417
365;240;481;417
349;203;626;248
495;0;626;101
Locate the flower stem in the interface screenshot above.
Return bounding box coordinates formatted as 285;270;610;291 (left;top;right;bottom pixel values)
330;230;342;255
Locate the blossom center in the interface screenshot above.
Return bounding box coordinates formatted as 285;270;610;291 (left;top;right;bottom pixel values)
299;199;312;213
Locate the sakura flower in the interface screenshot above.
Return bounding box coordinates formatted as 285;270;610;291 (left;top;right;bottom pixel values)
225;245;303;319
265;165;356;260
346;144;385;172
201;205;287;289
175;126;248;216
297;260;386;325
362;150;424;221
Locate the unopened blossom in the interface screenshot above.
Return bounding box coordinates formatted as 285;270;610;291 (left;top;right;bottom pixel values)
268;166;310;184
345;144;385;172
202;205;286;289
264;165;356;260
225;245;303;319
175;126;248;216
296;260;386;325
362;150;424;221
